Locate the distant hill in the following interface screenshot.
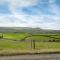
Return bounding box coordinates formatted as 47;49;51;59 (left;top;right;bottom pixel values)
0;27;60;34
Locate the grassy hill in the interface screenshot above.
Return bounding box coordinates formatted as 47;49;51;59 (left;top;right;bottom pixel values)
0;27;60;34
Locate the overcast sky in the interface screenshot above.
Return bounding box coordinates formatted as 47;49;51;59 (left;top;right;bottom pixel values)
0;0;60;30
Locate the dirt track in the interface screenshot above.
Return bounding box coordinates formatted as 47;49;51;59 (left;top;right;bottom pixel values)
0;54;60;60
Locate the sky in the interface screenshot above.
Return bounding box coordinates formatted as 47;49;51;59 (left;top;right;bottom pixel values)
0;0;60;30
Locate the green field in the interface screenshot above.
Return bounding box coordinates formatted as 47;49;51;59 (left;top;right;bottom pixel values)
0;33;60;55
0;33;60;49
0;33;30;40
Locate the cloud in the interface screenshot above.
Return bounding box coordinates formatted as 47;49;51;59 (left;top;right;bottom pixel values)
8;0;38;14
10;0;38;7
0;13;59;30
0;0;60;30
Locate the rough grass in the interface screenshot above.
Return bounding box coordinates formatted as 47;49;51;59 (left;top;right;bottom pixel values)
0;40;60;49
36;42;60;49
0;40;30;49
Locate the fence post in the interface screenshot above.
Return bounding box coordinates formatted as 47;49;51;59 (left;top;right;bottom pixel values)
31;40;32;49
2;33;3;38
33;40;35;49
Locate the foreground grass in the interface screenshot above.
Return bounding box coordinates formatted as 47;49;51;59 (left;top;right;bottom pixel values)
0;40;60;55
0;49;60;56
0;40;60;49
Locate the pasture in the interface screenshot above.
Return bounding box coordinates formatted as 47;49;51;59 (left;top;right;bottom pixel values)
0;33;60;55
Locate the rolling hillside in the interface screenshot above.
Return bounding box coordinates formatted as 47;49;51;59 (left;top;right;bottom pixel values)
0;27;60;34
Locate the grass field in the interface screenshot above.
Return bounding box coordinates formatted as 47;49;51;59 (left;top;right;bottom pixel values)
0;33;60;55
1;33;30;40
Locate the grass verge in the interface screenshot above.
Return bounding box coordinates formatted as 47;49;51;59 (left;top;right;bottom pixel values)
0;49;60;56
